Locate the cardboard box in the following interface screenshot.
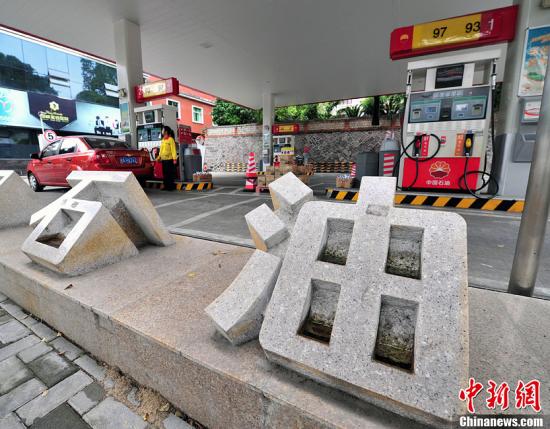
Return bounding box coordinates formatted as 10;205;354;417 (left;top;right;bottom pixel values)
336;177;353;188
292;165;305;175
279;154;294;165
297;175;310;184
193;173;213;183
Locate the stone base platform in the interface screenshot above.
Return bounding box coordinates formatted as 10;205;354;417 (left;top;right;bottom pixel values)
0;227;548;429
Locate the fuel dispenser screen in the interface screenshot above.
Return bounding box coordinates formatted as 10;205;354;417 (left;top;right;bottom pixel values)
409;86;489;123
435;65;464;89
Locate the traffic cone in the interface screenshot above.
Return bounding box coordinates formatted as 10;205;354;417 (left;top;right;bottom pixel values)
350;162;357;187
350;163;356;178
244;152;257;192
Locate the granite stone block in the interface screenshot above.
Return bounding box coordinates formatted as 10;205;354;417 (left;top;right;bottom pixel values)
22;199;139;277
268;172;313;214
31;171;174;246
245;204;288;252
0;171;43;229
206;174;315;344
259;177;469;425
205;250;282;345
24;171;174;276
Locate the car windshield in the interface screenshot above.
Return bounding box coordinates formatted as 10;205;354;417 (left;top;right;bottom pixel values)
84;137;129;149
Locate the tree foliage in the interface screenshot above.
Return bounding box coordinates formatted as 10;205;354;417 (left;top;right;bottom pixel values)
380;94;405;120
211;95;405;126
212;99;260;125
338;105;364;118
0;53;56;94
76;59;118;107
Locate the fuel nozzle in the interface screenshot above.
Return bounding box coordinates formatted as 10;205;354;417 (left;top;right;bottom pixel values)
413;134;422;157
464;132;474;157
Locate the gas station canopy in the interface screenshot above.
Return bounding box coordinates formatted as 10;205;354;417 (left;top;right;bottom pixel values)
1;0;512;107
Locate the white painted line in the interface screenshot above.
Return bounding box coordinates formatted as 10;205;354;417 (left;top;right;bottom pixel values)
230;187;245;194
168;196;262;228
154;193;216;209
170;227;255;248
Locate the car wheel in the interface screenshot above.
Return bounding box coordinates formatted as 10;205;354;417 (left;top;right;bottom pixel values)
28;173;44;192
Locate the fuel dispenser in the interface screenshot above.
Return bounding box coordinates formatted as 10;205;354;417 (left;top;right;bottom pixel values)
397;49;500;196
135;104;178;153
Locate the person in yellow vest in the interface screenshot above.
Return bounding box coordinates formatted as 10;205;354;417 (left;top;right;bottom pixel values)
156;126;178;191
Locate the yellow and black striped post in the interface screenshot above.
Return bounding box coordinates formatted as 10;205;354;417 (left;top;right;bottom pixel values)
145;181;213;192
325;188;524;213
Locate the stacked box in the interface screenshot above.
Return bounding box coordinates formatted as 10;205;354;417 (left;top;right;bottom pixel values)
336;176;353;188
279;154;294;165
193;173;213;183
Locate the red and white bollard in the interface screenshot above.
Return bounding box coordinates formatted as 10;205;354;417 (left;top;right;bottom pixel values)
350;162;357;179
244;152;257;192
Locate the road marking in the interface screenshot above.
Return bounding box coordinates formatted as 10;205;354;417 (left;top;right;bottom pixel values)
168;196;262;228
230;187;244;194
170;227;255;248
153;193;216;209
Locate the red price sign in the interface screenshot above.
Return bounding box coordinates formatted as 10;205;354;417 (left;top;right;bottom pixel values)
135;77;179;103
390;6;518;60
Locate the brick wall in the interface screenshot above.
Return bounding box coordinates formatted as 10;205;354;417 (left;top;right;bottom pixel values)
204;118;401;172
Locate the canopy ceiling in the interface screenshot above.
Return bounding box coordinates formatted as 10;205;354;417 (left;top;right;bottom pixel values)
0;0;513;108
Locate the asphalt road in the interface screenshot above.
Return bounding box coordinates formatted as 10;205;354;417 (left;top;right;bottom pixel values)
27;173;550;299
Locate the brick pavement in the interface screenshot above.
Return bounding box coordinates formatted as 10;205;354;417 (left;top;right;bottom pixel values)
0;294;193;429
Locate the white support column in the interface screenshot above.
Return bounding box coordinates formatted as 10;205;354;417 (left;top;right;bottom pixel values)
262;90;274;170
114;19;144;148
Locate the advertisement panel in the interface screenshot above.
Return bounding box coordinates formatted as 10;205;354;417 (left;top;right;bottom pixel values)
0;88;41;128
518;25;550;97
27;92;77;129
0;86;121;136
62;102;121;136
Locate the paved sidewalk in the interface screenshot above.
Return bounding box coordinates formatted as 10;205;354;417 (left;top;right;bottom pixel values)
0;293;195;429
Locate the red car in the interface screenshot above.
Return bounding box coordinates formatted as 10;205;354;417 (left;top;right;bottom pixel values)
27;136;153;192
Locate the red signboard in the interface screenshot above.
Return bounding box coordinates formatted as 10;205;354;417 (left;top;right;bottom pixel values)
135;77;179;103
272;124;300;135
178;125;193;144
402;157;480;190
390;6;518;60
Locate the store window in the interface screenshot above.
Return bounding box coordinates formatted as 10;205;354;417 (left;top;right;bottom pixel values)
0;33;23;61
167;99;181;119
192;106;204;124
22;41;48;76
